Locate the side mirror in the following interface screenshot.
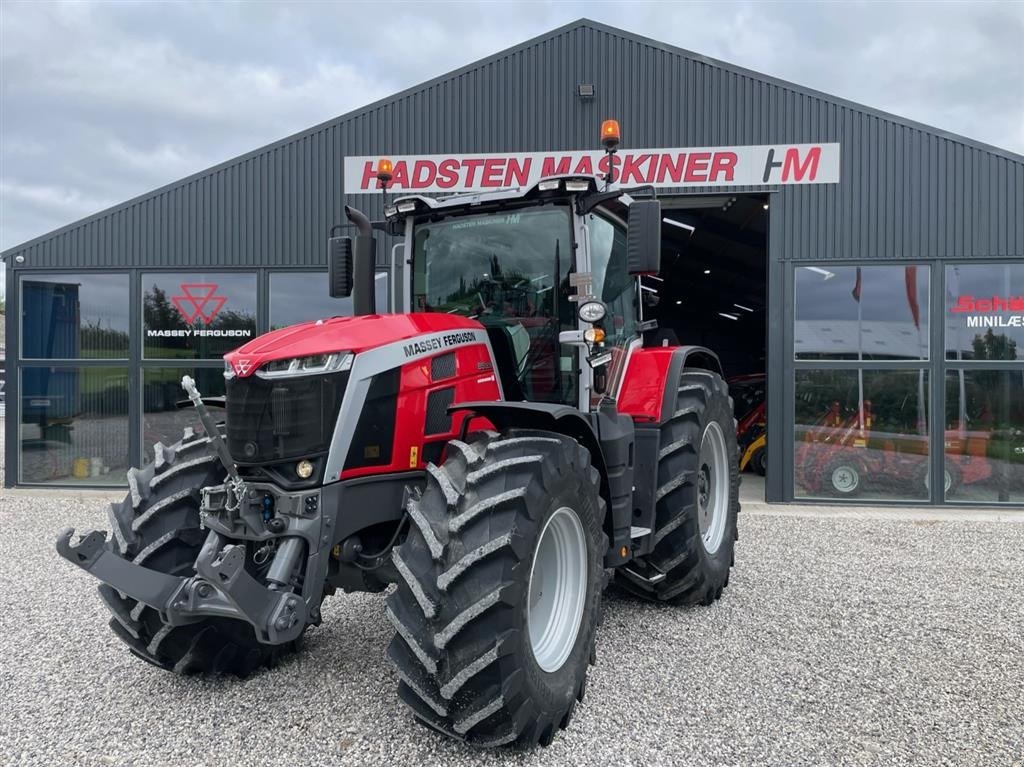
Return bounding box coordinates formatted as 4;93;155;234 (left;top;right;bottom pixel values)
328;235;353;298
626;199;662;276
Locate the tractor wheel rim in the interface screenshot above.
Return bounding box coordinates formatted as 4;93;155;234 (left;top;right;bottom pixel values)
698;421;729;554
527;506;587;673
831;465;860;493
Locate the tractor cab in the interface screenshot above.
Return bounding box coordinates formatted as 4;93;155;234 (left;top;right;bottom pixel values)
332;161;662;415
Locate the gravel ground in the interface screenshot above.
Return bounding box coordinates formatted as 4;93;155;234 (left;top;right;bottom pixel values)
1;481;1021;767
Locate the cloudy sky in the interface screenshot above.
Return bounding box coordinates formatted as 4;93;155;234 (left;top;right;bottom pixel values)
1;0;1022;281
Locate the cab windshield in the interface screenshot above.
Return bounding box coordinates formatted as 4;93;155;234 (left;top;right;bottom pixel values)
411;204;576;404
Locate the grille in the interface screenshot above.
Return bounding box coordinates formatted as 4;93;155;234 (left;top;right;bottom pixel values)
424;386;455;435
226;370;349;464
431;352;457;380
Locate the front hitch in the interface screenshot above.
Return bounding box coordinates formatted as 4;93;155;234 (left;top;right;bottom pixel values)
55;527;307;644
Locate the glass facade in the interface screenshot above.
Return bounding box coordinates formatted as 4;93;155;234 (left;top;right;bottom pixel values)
945;264;1024;361
943;370;1024;503
795;265;929;360
7;261;1021;507
141;367;226;463
19;366;130;485
794;260;1023;505
794;369;930;501
270;272;351;329
21;273;130;358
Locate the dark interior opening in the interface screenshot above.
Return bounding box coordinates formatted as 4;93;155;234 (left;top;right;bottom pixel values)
646;193;769;382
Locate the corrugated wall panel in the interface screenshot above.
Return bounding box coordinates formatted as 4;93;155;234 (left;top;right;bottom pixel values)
3;20;1021;270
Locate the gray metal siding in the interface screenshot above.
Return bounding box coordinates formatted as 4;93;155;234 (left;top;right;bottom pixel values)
3;20;1022;271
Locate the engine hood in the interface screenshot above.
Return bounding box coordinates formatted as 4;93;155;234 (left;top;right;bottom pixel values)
224;313;484;377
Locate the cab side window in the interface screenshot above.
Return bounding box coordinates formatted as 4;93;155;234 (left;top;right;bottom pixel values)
587;214;636;348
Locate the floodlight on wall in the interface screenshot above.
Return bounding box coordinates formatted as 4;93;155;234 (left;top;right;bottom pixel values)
577;83;595;98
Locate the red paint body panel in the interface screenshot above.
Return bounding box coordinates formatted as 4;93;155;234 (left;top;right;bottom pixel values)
616;348;676;422
339;341;501;480
224;313;484;377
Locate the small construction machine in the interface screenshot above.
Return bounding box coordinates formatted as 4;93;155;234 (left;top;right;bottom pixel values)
57;121;741;748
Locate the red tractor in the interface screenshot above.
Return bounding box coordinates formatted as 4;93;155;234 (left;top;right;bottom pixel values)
57;123;740;748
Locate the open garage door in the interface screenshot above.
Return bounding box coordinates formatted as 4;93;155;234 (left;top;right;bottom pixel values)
643;193;769;490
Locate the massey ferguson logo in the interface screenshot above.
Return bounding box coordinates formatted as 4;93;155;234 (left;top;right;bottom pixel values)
146;281;252;340
173;283;227;324
233;358;254;376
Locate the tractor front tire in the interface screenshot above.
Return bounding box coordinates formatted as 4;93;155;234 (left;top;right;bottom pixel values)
386;429;607;748
100;429;303;675
617;370;740;605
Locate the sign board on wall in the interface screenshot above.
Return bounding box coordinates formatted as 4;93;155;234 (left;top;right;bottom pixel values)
344;143;841;194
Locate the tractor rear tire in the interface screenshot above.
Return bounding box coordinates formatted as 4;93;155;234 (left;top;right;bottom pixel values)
100;429;303;675
386;429;607;748
617;370;740;605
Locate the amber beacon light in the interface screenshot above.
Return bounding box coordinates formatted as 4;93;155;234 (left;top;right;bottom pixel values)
601;119;621;150
376;158;394;188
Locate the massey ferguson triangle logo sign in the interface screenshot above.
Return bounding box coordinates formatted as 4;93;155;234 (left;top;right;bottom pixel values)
233;358;254;376
172;283;226;325
343;143;841;193
146;281;252;340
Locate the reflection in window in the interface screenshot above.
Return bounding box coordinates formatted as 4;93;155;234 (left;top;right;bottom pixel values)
21;273;130;358
795;265;929;360
269;272;390;329
142;367;226;462
945;264;1024;361
271;272;349;329
944;370;1024;503
588;214;637;393
19;366;129;485
143;272;257;359
794;369;929;501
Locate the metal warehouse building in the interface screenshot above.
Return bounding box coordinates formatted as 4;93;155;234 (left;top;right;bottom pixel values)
3;19;1023;505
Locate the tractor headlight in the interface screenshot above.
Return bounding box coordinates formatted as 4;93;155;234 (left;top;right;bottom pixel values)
295;460;314;479
578;301;607;324
256;352;353;379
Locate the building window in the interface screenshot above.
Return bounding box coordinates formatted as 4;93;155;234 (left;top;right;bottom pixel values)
945;264;1024;361
270;272;351;330
142;272;256;359
794;369;930;501
795;265;929;360
142;367;226;462
19;366;130;485
20;273;130;359
943;370;1024;503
